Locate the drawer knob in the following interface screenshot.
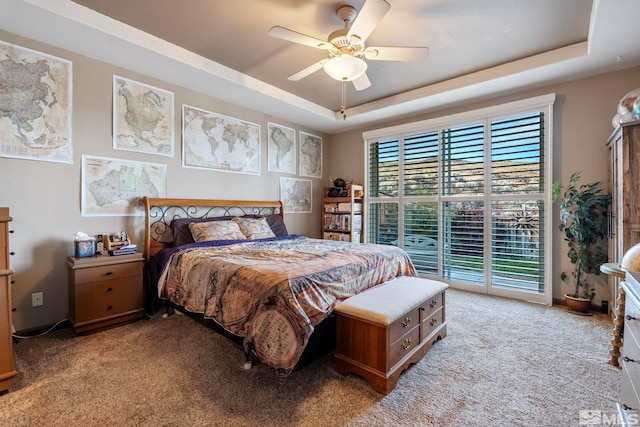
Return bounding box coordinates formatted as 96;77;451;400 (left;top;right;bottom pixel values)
430;299;438;308
623;356;635;363
11;280;16;285
10;251;15;256
107;305;113;310
9;229;14;234
626;314;637;321
402;338;412;350
107;287;113;292
401;316;412;328
430;316;438;326
104;271;114;276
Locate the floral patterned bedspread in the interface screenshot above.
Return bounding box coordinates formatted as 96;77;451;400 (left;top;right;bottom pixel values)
157;235;416;376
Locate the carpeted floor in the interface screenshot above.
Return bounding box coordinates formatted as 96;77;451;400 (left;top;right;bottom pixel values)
0;289;621;427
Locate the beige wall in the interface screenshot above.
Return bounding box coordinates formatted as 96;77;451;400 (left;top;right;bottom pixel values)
327;66;640;304
0;31;327;331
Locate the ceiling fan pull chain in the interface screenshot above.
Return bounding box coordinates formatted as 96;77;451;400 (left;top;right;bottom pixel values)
340;81;347;120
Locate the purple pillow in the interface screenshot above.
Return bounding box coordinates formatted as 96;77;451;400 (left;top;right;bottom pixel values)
266;214;288;237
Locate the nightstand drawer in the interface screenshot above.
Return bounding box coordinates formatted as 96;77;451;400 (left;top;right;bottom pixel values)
73;277;143;322
74;262;141;285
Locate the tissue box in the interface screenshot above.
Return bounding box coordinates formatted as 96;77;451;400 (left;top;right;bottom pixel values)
75;239;96;258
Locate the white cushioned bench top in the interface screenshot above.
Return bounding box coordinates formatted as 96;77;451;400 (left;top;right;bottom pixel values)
334;276;449;325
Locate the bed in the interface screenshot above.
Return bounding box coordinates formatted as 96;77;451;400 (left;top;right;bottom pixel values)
144;197;416;377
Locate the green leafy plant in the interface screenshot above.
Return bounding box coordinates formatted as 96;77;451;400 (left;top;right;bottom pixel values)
552;172;611;300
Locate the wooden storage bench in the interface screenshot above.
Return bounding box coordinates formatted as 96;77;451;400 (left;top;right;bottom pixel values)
333;276;448;394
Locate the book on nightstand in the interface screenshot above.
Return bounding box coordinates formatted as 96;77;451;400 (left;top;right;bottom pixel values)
109;244;137;256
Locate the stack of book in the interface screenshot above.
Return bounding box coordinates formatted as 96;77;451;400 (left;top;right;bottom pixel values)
109;244;137;256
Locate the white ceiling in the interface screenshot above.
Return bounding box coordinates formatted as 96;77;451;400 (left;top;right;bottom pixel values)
2;0;640;134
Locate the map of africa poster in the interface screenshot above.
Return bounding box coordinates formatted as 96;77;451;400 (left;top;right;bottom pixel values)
113;75;174;157
182;105;261;175
0;40;72;163
299;131;322;178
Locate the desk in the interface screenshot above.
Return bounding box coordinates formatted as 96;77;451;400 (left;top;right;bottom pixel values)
601;263;625;367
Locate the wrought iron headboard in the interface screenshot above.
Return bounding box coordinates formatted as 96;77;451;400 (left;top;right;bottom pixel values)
143;197;283;261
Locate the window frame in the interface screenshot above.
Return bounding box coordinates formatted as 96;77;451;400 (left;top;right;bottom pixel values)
363;94;555;305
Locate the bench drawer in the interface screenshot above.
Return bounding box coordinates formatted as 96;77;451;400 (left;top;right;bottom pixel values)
390;324;420;367
389;307;420;343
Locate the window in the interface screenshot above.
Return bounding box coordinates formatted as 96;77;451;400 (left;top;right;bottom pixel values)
364;95;554;304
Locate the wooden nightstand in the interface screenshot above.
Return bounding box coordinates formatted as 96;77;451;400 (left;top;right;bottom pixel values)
67;253;144;334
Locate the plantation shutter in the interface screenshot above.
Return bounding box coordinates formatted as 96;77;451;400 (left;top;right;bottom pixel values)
365;94;553;304
490;113;545;291
368;139;399;245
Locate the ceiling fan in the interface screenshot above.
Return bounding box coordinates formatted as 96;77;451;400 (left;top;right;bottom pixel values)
268;0;430;92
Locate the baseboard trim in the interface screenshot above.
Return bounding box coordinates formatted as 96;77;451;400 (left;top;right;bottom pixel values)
553;297;609;314
14;318;71;338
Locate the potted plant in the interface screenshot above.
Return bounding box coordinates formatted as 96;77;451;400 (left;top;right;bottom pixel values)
552;172;611;313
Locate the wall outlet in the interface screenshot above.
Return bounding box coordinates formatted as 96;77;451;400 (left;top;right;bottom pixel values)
32;292;43;307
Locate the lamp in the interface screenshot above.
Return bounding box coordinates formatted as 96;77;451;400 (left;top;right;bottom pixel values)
323;53;367;82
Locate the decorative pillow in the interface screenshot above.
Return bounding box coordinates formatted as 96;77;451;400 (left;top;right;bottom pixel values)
232;216;276;240
188;220;247;242
265;214;288;237
171;216;231;246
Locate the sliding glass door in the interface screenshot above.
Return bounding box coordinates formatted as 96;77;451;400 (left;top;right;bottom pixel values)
365;96;553;304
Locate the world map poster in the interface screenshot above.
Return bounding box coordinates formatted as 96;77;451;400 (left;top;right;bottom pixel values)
81;155;167;216
0;40;72;163
182;105;261;175
113;75;174;157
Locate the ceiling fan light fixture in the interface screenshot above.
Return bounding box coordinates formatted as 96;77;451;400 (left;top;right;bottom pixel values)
323;54;367;81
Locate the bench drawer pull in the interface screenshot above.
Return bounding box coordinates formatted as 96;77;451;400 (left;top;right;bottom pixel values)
430;317;439;326
430;299;438;308
402;338;412;350
401;316;412;328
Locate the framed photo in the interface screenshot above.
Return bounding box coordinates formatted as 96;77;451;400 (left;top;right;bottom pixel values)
280;177;312;213
267;122;296;174
299;131;322;178
81;155;167;216
0;40;72;164
113;75;174;157
182;105;260;175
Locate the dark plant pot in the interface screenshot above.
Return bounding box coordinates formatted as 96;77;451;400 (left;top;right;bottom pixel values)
565;295;591;313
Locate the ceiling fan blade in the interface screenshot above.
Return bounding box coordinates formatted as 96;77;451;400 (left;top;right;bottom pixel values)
287;59;329;81
352;73;371;91
268;26;332;50
364;46;430;61
347;0;391;43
